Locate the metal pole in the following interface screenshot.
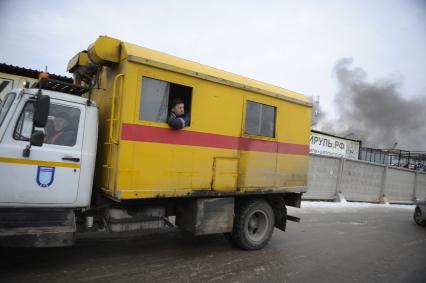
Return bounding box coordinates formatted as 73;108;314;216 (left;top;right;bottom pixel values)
398;150;401;167
408;152;411;168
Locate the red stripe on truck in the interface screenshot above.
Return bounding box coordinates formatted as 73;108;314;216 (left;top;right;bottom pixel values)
121;123;309;155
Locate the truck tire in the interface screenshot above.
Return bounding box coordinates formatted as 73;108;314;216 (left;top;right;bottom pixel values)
413;207;425;226
230;199;275;250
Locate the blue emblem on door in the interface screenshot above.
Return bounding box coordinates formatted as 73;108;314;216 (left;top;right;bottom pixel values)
36;166;55;187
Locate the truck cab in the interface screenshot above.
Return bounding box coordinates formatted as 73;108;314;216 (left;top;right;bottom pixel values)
0;85;97;246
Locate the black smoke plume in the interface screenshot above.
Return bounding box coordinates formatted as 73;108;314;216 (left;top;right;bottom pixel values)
318;58;426;150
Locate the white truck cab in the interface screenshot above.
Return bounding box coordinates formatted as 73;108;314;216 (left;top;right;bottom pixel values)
0;87;98;207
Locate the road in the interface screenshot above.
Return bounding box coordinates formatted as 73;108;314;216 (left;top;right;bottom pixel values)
1;202;425;283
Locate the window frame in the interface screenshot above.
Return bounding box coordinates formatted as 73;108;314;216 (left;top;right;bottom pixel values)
13;100;33;142
137;73;194;128
242;99;277;140
0;92;17;129
13;100;82;148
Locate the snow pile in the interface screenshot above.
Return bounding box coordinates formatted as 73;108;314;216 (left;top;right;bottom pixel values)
300;201;414;210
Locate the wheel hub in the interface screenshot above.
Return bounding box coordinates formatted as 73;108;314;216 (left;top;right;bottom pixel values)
246;210;269;242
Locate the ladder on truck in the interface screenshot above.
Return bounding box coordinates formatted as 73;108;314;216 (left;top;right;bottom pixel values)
103;74;124;197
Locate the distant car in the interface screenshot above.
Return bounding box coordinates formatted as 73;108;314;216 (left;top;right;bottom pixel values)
414;198;426;226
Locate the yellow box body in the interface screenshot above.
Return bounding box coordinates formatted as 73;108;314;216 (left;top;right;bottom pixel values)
73;36;312;200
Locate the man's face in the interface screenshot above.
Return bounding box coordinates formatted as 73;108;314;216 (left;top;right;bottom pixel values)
172;103;184;116
53;117;69;132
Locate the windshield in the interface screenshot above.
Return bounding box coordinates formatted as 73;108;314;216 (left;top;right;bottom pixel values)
0;92;16;128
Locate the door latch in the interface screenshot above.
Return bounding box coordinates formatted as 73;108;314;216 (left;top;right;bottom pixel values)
62;157;80;162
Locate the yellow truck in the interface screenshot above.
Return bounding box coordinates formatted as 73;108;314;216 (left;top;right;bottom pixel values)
0;36;311;249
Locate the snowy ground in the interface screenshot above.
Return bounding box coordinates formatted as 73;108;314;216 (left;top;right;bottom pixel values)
289;200;415;216
301;200;414;209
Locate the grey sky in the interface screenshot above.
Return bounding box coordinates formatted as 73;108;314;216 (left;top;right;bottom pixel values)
1;0;425;119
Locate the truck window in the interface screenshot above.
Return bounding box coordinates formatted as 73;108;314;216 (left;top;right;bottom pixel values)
245;100;276;138
0;92;16;128
139;77;192;123
14;102;81;147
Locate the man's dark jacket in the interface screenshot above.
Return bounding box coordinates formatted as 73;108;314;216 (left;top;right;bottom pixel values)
168;112;190;130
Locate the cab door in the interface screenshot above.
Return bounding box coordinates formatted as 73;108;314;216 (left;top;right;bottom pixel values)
0;96;85;205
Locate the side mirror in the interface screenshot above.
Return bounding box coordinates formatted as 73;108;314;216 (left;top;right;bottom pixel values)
33;95;50;128
30;131;45;147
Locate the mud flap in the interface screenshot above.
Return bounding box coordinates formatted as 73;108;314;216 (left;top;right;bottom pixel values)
267;196;287;232
274;205;287;231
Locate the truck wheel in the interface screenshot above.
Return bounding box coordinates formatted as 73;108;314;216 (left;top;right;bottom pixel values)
231;199;275;250
414;208;425;226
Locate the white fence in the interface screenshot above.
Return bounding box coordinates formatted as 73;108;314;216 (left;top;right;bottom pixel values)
304;154;426;203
